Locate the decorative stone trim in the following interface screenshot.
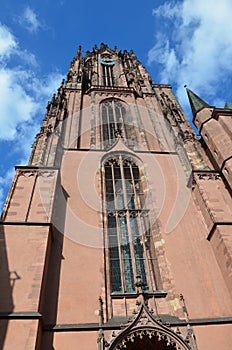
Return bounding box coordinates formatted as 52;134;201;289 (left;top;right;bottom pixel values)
18;170;36;177
107;301;192;350
86;86;134;95
17;169;55;178
194;172;221;181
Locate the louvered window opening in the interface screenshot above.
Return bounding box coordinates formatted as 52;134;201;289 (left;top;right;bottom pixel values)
102;64;114;86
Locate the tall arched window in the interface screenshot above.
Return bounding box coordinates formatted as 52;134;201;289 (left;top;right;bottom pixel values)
100;99;136;149
103;155;159;293
102;64;114;86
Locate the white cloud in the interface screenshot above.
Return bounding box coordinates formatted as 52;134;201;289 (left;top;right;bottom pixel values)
0;22;38;67
148;34;179;83
29;73;64;99
152;1;181;19
19;7;42;33
0;22;63;210
0;24;17;59
0;23;63;146
0;66;63;144
149;0;232;109
0;68;39;140
16;49;38;67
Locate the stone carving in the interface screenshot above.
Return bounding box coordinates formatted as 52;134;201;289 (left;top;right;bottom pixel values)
181;130;196;143
38;170;55;177
17;169;55;178
195;172;221;181
107;297;192;350
39;124;53;136
18;170;36;177
160;92;185;125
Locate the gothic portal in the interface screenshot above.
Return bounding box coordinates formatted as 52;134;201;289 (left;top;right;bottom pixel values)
0;44;232;349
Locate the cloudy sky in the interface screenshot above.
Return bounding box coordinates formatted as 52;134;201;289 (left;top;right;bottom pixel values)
1;0;232;210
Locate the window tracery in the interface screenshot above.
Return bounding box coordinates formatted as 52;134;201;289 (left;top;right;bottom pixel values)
100;99;136;149
102;155;159;293
100;57;116;86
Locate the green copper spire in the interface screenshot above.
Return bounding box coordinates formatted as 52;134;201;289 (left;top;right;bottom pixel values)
186;88;210;116
224;101;232;109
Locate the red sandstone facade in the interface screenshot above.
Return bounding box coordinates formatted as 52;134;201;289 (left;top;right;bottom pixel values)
0;44;232;349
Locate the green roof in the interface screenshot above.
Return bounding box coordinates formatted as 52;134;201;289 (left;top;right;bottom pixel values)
186;88;210;116
224;102;232;109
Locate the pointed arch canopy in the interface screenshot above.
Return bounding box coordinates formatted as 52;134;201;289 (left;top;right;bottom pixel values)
108;303;191;350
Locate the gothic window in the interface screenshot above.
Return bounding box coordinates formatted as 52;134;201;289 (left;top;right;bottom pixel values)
103;155;159;293
100;57;115;86
102;64;114;86
82;58;93;91
100;99;136;149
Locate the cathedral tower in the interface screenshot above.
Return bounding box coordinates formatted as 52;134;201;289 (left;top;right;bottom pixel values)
0;44;232;349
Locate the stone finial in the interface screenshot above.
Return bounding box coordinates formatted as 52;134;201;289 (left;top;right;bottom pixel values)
76;45;82;58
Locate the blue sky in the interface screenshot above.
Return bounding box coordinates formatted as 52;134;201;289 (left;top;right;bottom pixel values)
1;0;232;210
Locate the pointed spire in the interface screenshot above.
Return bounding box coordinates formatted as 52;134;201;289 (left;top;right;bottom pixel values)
186;87;210;116
76;45;82;58
224;101;232;109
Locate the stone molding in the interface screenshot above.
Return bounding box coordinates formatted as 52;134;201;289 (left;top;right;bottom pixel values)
106;298;192;350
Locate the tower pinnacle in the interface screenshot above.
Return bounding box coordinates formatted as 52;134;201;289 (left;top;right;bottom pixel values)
186;87;210;116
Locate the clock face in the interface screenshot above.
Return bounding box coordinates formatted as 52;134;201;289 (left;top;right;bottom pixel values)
99;57;117;65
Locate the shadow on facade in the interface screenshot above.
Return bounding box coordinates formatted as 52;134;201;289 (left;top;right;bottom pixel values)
39;175;68;349
0;225;16;349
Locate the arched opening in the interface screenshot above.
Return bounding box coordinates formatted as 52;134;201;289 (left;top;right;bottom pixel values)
109;328;188;350
124;333;177;350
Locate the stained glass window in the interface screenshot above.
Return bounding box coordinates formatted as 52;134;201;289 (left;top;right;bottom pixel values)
100;99;136;149
103;155;152;293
